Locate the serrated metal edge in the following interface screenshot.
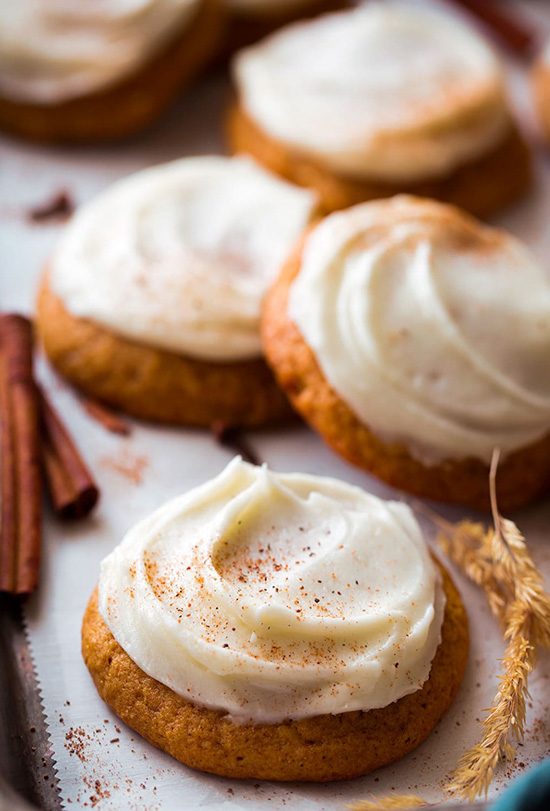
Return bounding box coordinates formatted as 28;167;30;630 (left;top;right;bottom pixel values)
0;596;62;810
20;601;63;810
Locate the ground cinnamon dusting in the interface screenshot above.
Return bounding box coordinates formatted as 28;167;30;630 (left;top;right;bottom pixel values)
62;717;161;807
100;449;148;485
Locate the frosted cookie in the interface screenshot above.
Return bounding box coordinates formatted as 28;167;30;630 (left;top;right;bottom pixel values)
82;458;468;782
221;0;350;55
0;0;223;143
228;2;531;216
262;196;550;511
37;156;317;427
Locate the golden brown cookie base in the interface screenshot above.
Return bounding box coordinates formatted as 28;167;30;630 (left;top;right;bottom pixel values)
82;563;468;782
261;238;550;512
223;0;350;56
532;61;550;144
227;104;532;218
36;276;293;428
0;0;224;144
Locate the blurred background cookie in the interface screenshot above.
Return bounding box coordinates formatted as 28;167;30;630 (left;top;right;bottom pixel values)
0;0;224;143
229;2;531;216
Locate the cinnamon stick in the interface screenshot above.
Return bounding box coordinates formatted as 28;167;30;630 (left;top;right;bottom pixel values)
81;396;131;436
39;389;99;520
446;0;537;57
0;315;41;595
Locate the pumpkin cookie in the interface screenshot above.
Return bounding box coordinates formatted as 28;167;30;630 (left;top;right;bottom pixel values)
229;3;531;216
0;0;223;143
37;156;318;427
83;458;468;782
262;196;550;511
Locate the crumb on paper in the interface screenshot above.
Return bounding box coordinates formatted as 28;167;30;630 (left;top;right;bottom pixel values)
63;722;161;808
27;189;74;223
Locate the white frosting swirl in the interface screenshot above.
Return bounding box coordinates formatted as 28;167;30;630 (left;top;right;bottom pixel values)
0;0;201;104
99;458;444;724
289;196;550;464
233;2;509;182
50;156;316;362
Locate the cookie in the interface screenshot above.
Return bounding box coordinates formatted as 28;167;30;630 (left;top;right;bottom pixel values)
36;156;318;427
0;0;223;143
83;459;468;781
37;279;292;427
228;103;531;218
262;197;550;511
83;567;466;782
229;3;531;216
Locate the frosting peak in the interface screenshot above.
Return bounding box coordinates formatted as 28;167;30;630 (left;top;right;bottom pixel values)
289;196;550;464
99;458;444;723
233;2;509;182
50;156;317;362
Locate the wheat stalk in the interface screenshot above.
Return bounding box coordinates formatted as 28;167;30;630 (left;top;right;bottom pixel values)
348;797;427;810
351;450;550;809
444;450;550;800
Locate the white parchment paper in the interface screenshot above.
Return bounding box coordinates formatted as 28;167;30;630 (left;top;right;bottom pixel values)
1;2;549;807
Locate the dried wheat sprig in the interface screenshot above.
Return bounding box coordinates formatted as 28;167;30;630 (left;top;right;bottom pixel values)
352;450;550;809
348;795;428;810
445;624;535;799
441;450;550;800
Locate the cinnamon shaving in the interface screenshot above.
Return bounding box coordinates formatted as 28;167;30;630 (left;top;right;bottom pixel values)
211;421;261;466
27;189;74;223
81;396;131;436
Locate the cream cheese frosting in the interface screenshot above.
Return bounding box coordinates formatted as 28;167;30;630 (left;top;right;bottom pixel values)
50;156;316;362
0;0;201;104
233;2;510;182
99;458;444;724
289;196;550;464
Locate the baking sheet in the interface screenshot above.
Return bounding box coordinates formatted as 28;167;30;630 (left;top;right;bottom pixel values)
1;2;550;807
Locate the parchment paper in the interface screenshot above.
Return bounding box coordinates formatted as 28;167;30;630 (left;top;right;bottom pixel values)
1;2;549;807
